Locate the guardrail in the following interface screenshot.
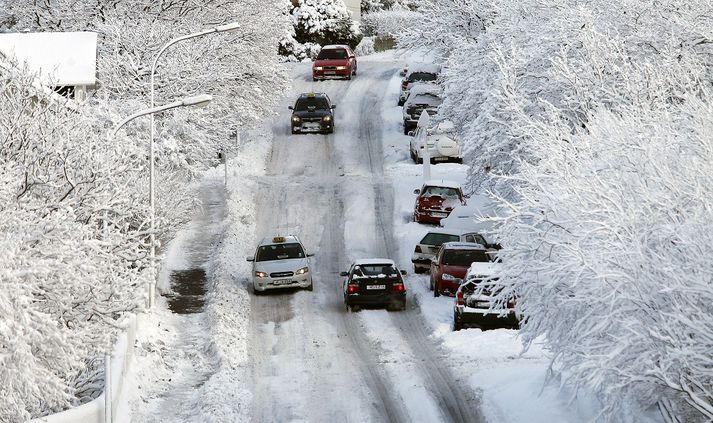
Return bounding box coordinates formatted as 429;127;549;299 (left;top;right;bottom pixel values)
30;315;138;423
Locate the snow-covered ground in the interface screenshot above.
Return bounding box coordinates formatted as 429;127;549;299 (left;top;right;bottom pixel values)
119;50;662;422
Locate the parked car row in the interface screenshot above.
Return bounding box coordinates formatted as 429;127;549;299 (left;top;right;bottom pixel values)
398;63;519;332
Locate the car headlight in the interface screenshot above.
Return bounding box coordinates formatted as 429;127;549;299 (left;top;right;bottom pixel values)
314;66;323;70
296;266;309;275
322;116;331;122
442;273;456;281
335;66;346;70
255;271;268;278
292;116;301;123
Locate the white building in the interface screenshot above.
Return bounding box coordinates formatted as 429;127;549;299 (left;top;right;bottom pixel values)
343;0;361;21
0;31;98;100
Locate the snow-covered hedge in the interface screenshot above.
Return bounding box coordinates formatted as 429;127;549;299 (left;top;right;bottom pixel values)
398;0;713;420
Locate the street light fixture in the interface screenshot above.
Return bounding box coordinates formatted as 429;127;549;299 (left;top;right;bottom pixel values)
111;94;213;306
147;22;239;305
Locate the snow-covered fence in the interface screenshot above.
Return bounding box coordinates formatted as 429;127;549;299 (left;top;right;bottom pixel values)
30;315;138;423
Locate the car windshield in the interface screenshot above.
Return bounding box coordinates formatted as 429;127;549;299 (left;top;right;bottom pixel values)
295;97;330;111
421;233;459;246
317;49;348;60
409;72;437;82
409;94;442;107
443;249;491;266
422;186;459;198
256;243;305;261
354;264;398;276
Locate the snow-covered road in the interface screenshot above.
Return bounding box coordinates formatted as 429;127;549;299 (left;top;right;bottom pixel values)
120;52;664;423
244;59;482;422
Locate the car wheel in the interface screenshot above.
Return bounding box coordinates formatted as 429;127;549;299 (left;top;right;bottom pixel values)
403;125;409;135
414;266;425;274
434;283;440;297
398;99;405;106
428;277;434;290
417;157;423;164
350;304;361;312
453;314;463;331
253;284;263;296
306;282;313;291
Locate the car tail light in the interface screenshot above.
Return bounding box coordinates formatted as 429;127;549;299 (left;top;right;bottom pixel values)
415;245;422;253
347;284;359;293
456;291;465;306
392;282;405;293
401;80;408;89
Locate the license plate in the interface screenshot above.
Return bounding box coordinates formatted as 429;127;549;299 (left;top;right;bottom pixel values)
366;284;386;290
432;212;447;218
274;279;291;285
433;157;449;161
325;71;335;74
303;123;320;130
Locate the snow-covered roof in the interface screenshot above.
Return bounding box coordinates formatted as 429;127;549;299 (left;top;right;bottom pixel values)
0;32;97;86
423;179;461;189
406;63;441;76
408;82;442;96
353;258;396;266
467;262;500;278
322;44;351;50
423;227;480;236
405;92;442;107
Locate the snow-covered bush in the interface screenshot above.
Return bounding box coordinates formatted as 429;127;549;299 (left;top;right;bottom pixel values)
280;0;363;60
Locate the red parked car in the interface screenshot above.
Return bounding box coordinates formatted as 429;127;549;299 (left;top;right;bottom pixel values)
413;180;466;224
312;44;357;81
430;242;493;297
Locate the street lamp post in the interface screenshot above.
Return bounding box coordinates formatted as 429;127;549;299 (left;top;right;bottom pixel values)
111;94;213;307
148;22;240;304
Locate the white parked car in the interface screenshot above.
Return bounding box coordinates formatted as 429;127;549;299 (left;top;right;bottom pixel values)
246;235;313;294
409;120;463;164
411;228;490;273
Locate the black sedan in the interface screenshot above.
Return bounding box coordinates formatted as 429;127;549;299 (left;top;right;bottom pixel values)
342;259;407;312
288;92;336;134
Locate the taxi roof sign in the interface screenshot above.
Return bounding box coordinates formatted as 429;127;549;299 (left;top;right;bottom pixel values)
272;236;287;243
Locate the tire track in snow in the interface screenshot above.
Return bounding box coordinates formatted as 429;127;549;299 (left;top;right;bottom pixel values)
353;62;485;423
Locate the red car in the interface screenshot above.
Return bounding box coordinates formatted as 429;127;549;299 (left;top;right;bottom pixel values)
413;180;466;224
430;242;493;297
312;44;357;81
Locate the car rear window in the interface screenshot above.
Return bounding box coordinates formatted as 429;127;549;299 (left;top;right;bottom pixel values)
443;249;490;266
317;49;348;60
421;233;459;246
408;72;437;82
256;243;305;261
422;186;459;198
295;97;330;111
354;264;397;276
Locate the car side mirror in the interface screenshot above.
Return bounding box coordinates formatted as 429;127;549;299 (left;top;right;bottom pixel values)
246;257;254;262
400;270;407;276
407;130;415;136
340;271;349;277
331;105;337;109
455;278;463;285
413;188;421;194
288;106;293;110
307;253;315;257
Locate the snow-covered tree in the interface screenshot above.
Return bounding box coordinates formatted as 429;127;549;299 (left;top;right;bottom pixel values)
0;1;291;420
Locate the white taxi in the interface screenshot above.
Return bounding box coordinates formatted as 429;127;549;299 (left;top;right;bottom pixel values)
246;235;314;294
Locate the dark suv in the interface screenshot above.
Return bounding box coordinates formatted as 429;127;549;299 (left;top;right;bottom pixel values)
289;92;336;134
